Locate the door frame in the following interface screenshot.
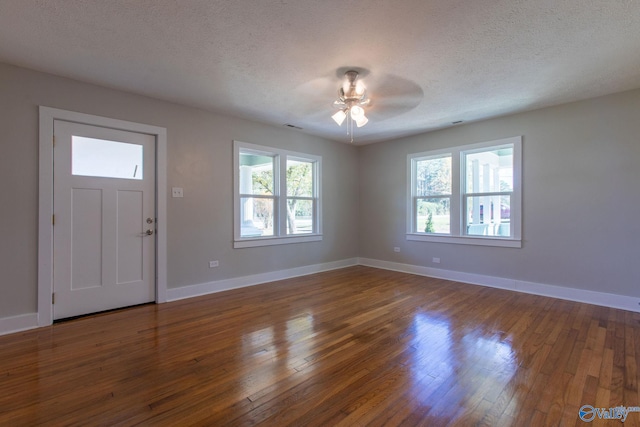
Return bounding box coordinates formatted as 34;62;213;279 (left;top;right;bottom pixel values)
38;106;168;326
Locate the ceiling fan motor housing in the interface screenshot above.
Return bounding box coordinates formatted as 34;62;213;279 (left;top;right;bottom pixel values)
339;70;366;106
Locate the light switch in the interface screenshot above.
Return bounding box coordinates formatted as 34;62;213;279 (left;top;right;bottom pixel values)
172;187;184;198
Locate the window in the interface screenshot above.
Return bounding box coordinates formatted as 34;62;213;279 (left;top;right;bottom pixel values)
72;136;143;180
234;141;322;248
408;136;521;248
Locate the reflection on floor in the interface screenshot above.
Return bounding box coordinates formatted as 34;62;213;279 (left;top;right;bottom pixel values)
1;266;639;426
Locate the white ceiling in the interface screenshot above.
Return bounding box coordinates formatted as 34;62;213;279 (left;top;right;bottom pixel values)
1;1;639;144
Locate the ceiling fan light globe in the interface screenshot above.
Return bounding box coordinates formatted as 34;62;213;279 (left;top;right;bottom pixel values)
355;81;365;96
350;105;364;120
355;114;369;128
331;109;347;126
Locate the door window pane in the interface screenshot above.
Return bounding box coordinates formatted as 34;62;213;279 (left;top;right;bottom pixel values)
72;136;143;180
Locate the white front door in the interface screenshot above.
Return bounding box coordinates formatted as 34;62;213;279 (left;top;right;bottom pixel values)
53;120;156;320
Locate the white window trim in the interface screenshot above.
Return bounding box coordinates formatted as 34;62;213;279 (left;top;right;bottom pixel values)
407;136;522;248
233;141;322;248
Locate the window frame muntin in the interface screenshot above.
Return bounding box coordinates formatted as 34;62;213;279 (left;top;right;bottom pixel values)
234;141;322;248
407;136;522;248
410;150;455;236
462;141;516;238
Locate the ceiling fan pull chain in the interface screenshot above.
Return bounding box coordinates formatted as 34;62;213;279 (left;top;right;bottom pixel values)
351;117;354;143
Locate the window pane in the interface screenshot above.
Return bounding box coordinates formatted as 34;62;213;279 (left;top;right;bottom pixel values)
466;195;511;237
240;197;274;237
286;199;314;234
417;198;450;234
287;159;313;197
239;151;275;195
465;146;513;193
72;136;143;180
416;156;451;196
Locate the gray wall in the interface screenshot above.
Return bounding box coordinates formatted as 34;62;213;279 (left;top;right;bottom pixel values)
2;59;639;321
359;89;640;297
0;62;360;318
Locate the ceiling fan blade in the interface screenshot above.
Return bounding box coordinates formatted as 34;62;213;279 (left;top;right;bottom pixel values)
364;73;424;121
291;74;340;116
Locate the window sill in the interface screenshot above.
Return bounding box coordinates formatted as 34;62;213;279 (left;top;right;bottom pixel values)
234;234;323;249
406;233;521;248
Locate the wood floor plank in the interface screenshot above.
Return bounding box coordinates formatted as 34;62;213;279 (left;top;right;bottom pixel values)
1;266;639;426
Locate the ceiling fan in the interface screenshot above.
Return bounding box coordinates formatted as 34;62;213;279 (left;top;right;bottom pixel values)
292;67;424;143
331;70;371;131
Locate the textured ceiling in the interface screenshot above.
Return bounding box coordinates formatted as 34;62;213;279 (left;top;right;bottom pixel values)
1;1;639;144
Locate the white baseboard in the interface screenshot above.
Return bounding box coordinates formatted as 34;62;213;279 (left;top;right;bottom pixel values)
166;258;359;302
358;257;640;313
3;255;637;337
0;313;39;336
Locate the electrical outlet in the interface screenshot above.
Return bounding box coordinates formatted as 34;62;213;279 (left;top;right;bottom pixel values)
432;257;440;264
393;247;400;253
209;260;219;268
172;187;184;198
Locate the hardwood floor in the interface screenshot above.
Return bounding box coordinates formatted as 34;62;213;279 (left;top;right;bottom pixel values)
1;266;639;426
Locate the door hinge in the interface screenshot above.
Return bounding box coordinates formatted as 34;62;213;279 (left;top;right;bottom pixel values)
52;293;55;304
52;214;55;225
52;135;55;147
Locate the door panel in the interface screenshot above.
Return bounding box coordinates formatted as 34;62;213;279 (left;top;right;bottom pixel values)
116;190;144;284
53;120;156;320
71;188;103;289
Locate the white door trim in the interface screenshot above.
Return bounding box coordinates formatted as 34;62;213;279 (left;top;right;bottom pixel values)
38;106;168;326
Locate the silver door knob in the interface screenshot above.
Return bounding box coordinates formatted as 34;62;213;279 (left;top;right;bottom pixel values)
145;229;154;236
